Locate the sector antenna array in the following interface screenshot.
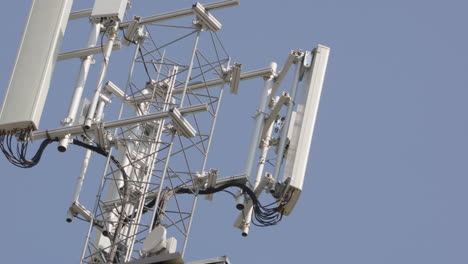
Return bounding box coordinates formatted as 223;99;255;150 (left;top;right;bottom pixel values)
0;1;330;263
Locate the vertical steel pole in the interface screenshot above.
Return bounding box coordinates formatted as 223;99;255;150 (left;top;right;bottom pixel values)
124;65;178;261
146;66;177;233
244;62;277;180
80;42;142;264
182;81;227;257
272;62;302;181
67;99;108;223
84;22;120;129
241;122;273;236
179;30;201;107
70;150;92;202
148;134;175;229
58;22;101;151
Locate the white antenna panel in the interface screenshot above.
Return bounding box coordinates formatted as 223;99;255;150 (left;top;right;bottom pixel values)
282;45;330;215
91;0;128;22
0;0;73;133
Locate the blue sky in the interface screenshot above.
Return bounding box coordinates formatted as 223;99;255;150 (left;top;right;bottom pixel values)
1;1;468;264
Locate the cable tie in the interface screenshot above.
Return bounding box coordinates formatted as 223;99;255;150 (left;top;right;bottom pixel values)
45;130;51;140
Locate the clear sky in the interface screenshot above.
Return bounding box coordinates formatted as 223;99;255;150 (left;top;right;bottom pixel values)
1;1;468;264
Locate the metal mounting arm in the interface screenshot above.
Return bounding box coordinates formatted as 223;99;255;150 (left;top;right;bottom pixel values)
260;93;291;142
271;50;303;96
120;0;239;28
31;104;208;141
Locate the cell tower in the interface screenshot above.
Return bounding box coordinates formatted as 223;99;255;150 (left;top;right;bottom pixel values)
0;1;330;263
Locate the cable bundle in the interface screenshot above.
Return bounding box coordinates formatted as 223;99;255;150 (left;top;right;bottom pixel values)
71;138;130;187
251;198;285;227
176;182;286;227
0;133;285;228
0;132;57;168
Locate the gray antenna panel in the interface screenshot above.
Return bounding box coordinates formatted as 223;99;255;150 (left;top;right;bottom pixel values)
91;0;128;22
0;0;73;133
282;45;330;215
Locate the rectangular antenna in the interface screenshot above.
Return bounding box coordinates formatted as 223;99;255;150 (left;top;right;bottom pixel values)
281;45;330;216
91;0;128;22
0;0;73;133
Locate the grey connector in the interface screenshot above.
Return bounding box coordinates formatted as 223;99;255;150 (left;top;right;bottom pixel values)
229;63;242;94
168;108;197;138
192;2;222;32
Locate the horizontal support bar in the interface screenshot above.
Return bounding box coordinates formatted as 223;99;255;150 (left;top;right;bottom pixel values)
239;67;276;81
31;104;208;141
122;67;274;104
69;9;92;20
57;43;122;61
171;67;275;94
68;0;239;25
101;66;274;112
120;0;240;28
145;173;248;201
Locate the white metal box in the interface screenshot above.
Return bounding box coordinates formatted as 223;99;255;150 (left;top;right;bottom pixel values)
91;0;128;22
0;0;73;133
282;45;330;215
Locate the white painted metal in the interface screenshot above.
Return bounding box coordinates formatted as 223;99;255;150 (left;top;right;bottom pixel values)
69;9;92;20
58;22;101;151
105;81;126;100
122;17;142;46
272;60;303;181
31;104;208;141
243;62;277;179
261;93;291;141
142;226;167;254
241;120;274;236
165;237;178;254
229;63;242;94
233;173;274;233
168;108;197;138
91;0;128;22
120;0;240;28
193;2;222;32
66;150;92;222
67;98;108;222
272;51;299;96
236;67;276;82
182;81;229;257
129;65;177;256
92;142;132;259
205;169;219;200
69;201;94;222
235;192;245;210
282;45;330;216
0;1;330;261
57;42;121;61
80;43;143;264
84;23;120;129
75;18;236;257
104;104;207;129
159;67;272;94
0;0;73;132
179;30;201;107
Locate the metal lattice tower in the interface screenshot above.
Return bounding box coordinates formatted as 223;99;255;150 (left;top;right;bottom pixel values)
0;1;330;263
79;16;232;263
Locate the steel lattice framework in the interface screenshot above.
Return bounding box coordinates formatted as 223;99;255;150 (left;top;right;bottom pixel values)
0;2;330;264
80;17;231;264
